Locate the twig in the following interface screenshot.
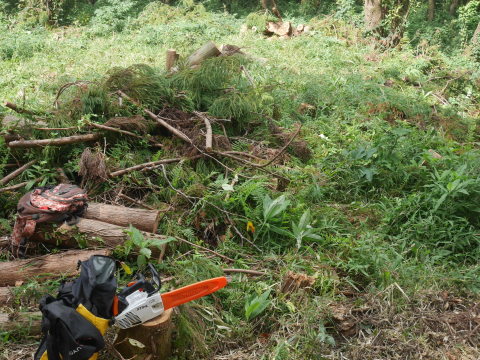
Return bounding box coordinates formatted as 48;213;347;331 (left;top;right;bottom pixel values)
117;91;192;144
223;268;266;276
240;65;255;86
0;177;43;193
110;155;203;177
3;101;38;116
7;133;101;148
89;122;162;148
194;111;213;151
257;123;301;168
53;81;93;109
175;236;234;263
0;160;36;185
34;126;78;131
118;193;155;210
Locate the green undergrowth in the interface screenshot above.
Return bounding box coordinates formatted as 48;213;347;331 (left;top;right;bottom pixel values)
1;2;480;359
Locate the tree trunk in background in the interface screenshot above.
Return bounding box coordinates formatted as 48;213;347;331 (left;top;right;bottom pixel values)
364;0;383;31
428;0;435;21
472;21;480;45
449;0;459;15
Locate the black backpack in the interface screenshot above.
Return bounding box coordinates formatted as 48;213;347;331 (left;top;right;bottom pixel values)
34;255;117;360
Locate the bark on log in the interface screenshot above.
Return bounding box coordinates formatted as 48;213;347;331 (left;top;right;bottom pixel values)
186;41;221;66
0;177;43;193
4;102;38;116
29;219;168;259
0;249;110;286
0;160;36;185
0;287;14;305
114;308;173;360
83;203;162;233
472;21;480;45
0;311;42;333
8;133;102;148
166;49;179;71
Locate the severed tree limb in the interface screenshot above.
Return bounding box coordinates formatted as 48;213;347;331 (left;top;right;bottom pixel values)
223;268;266;276
89;122;163;148
0;249;111;286
109;155;203;178
117;91;192;144
0;177;43;193
0;311;42;334
8;133;102;148
0;160;36;185
3;101;38;116
194;111;213;151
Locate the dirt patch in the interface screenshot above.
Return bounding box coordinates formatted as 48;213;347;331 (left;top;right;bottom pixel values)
328;289;480;359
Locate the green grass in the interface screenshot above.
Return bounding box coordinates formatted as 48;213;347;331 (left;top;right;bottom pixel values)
1;2;480;359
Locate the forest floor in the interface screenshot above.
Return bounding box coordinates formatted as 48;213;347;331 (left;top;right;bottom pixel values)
1;2;480;360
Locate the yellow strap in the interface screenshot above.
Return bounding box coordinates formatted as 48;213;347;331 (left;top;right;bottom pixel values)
76;304;110;335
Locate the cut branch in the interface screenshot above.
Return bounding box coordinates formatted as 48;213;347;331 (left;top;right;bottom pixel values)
8;133;101;148
117;91;192;144
166;49;179;71
0;311;42;334
0;177;43;193
109;155;203;177
194;111;213;151
0;160;36;185
3;101;38;116
223;268;266;276
89;122;162;148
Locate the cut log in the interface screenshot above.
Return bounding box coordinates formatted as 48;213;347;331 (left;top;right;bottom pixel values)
114;308;173;360
83;203;162;233
186;41;221;67
8;133;101;148
0;249;110;286
166;49;179;71
0;311;42;334
0;287;14;305
266;21;292;37
29;218;168;259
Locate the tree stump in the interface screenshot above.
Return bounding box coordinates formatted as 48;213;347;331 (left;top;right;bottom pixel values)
114;309;173;360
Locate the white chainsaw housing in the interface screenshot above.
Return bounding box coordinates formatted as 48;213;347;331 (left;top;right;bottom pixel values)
115;291;164;329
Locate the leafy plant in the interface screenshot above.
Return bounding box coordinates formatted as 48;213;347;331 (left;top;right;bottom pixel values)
123;226;175;267
244;289;271;321
291;210;322;248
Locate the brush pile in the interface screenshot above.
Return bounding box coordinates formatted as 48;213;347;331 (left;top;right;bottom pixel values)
1;42;311;192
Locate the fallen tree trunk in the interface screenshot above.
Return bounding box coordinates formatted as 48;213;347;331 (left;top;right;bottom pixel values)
8;133;101;148
0;311;42;333
186;41;221;66
0;249;110;286
83;203;162;233
29;218;168;258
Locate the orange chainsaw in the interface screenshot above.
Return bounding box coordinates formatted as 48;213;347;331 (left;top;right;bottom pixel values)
113;264;228;329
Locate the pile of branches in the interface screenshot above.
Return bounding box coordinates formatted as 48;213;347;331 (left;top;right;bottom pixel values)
1;41;311;193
